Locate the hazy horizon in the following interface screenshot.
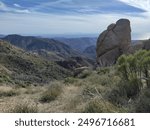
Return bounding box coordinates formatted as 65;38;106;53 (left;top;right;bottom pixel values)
0;33;98;38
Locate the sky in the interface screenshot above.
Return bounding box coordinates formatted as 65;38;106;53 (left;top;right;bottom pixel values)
0;0;150;39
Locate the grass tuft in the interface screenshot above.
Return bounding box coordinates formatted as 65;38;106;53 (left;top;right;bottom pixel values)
40;82;62;103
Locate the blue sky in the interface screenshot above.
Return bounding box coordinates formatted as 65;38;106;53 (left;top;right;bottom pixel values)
0;0;150;39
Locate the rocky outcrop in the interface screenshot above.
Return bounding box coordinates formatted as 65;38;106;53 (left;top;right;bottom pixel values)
96;19;131;66
128;39;150;54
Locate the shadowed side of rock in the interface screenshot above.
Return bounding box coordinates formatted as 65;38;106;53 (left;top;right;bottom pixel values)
96;19;131;67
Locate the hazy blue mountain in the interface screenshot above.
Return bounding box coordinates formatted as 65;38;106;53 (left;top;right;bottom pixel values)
83;45;96;59
0;34;5;38
55;37;97;52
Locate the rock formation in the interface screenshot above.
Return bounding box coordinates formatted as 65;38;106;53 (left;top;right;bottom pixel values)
96;19;131;66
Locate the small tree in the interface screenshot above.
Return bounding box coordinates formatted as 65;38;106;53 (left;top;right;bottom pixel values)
117;50;150;97
142;56;150;87
117;55;129;80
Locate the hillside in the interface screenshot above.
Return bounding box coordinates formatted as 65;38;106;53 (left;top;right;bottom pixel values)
0;40;71;85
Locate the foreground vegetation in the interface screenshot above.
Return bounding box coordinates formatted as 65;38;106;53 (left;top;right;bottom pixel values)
0;41;150;112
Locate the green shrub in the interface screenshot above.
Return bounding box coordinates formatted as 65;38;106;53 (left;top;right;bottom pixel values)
85;73;112;87
99;75;111;86
117;76;142;98
14;80;27;88
83;98;119;113
116;50;150;98
107;88;128;106
77;70;92;79
0;74;12;83
97;67;110;75
64;77;78;84
136;89;150;113
0;90;18;97
125;77;141;98
117;50;150;89
40;82;62;103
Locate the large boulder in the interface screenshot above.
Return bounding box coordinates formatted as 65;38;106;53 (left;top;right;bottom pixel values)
96;19;131;66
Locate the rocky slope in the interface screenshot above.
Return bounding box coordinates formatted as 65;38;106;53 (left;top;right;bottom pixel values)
56;56;95;70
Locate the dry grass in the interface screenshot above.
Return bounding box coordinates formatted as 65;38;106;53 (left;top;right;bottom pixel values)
83;97;123;113
9;101;38;113
0;69;125;113
0;85;43;112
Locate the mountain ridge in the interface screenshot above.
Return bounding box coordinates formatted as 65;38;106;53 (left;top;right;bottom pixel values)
2;34;81;59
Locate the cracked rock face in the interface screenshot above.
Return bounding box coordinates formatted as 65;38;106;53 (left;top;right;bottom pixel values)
96;19;131;67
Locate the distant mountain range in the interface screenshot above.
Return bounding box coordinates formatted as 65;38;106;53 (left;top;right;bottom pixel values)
83;45;96;59
0;34;97;60
3;34;81;59
55;37;97;52
0;35;5;38
1;34;96;72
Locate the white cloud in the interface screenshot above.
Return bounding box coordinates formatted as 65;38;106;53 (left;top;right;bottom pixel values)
30;0;73;11
0;1;30;13
0;11;149;39
14;3;21;8
0;1;149;39
117;0;150;39
0;1;9;11
118;0;150;12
